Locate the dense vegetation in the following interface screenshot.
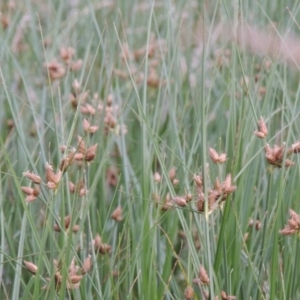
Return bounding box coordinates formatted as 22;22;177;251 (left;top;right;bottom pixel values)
1;1;300;299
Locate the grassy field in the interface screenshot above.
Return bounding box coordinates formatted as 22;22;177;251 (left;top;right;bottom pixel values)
1;0;300;299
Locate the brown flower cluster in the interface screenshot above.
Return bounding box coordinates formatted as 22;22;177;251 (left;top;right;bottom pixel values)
69;87;127;136
22;135;97;202
69;179;88;197
279;209;300;236
111;206;123;221
72;135;98;163
264;142;300;168
195;174;236;214
53;215;79;233
169;167;180;186
193;265;210;285
189;265;236;300
24;255;92;290
208;147;227;164
44;46;82;81
92;234;111;255
45;162;63;190
254;117;300;168
254;116;268;139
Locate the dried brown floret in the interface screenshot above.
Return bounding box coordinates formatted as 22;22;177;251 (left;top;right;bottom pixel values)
21;186;39;202
265;144;294;168
254;116;268;138
208;147;227;164
82;118;99;134
279;209;300;235
24;260;38;274
168;167;176;181
153;172;161;183
193;265;210;285
184;286;194;300
172;196;187;207
81;255;92;275
111;206;123;221
93;234;111;255
221;291;236;300
45;163;62;190
44;60;65;80
23;171;42;184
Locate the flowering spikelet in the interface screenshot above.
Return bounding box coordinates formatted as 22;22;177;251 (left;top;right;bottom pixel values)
196;174;236;214
168;167;176;181
59;148;76;172
193;265;210;285
80;103;96;115
279;209;300;236
81;255;92;275
254;116;268;138
24;260;38;274
221;291;236;300
208;147;227;164
161;193;174;211
82;118;99;134
45;162;62;190
111;206;123;221
265;144;294;168
54;215;79;233
93;234;111;254
21;186;39;202
184;286;194;300
44;60;65;80
85;144;98;162
172;196;187;207
289;141;300;154
23;171;42;184
153;172;161;182
74;136;98;162
69;179;87;196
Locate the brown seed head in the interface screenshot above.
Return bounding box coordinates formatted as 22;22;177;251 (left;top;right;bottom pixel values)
208;147;227;164
69;274;83;284
168;167;176;181
99;243;111;255
153;172;161;183
82;118;99;134
85;144;98;162
172;196;187;207
172;178;180;186
193;174;202;187
23;171;42;184
221;291;236;300
198;265;210;285
81;255;92;275
93;234;102;250
68;257;78;276
184;286;194;300
111;206;123;221
80;103;96;115
254;116;268;138
45;163;62;190
44;60;65;80
24;260;38;274
185;193;193;202
21;186;35;196
290;141;300;154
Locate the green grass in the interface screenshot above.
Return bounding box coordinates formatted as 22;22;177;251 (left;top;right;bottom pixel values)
1;0;300;299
